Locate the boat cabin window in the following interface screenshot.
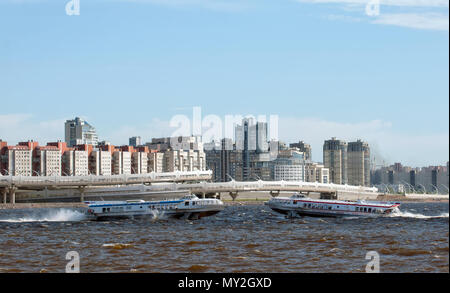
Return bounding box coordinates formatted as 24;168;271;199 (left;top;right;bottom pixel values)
368;208;372;213
185;202;189;206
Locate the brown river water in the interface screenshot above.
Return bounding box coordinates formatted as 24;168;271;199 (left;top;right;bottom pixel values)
0;202;448;273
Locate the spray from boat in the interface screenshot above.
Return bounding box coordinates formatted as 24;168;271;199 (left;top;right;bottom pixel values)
0;209;87;223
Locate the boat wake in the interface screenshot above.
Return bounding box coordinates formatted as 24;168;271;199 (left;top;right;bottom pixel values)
147;209;167;220
0;209;87;223
389;208;449;219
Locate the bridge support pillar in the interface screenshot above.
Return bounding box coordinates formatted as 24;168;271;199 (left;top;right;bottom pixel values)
2;188;7;204
269;191;280;197
9;187;17;204
201;192;205;199
79;186;86;202
229;192;238;201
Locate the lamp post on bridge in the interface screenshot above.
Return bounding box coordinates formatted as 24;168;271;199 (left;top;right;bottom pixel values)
431;184;440;195
226;174;235;182
400;180;414;194
379;183;390;194
417;184;427;194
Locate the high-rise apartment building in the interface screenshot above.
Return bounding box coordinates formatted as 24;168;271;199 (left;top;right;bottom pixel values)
271;149;305;181
147;136;206;173
289;141;312;161
132;152;148;174
347;140;370;186
371;163;448;194
148;152;164;173
89;150;112;176
112;151;131;175
35;147;62;176
304;162;329;184
323;137;348;184
63;150;89;176
205;139;239;182
235;118;268;153
234;118;270;181
5;147;33;176
65;117;99;147
129;136;142;147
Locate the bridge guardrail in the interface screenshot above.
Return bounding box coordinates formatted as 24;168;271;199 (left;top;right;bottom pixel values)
0;171;213;188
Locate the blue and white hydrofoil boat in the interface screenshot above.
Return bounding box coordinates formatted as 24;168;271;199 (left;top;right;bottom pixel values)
84;194;224;220
265;194;401;218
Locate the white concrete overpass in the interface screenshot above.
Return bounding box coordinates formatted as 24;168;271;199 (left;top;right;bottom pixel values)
0;171;213;204
0;170;212;188
170;180;379;200
8;178;381;203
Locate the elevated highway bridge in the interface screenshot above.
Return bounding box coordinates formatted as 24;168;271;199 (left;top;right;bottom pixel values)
0;171;380;203
0;171;213;203
156;180;379;200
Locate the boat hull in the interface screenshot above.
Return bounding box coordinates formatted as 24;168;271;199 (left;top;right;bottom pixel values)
270;207;381;218
89;206;224;221
171;209;223;220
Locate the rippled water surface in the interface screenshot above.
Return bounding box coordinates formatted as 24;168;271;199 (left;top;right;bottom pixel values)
0;202;448;273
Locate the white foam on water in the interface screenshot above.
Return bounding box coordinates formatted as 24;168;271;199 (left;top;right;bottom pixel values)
389;207;449;219
0;209;87;223
147;209;167;220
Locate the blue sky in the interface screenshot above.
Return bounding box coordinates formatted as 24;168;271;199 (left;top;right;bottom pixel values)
0;0;448;167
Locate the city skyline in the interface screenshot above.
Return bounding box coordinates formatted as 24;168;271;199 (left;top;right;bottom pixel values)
0;114;448;170
0;0;448;167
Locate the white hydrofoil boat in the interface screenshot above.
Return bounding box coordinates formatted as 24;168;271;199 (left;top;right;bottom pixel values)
265;194;401;218
84;194;224;220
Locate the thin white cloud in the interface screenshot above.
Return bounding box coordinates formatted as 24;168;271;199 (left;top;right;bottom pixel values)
296;0;449;7
278;117;449;167
0;114;65;144
97;0;250;12
1;0;250;12
296;0;449;31
325;13;363;22
372;13;449;30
